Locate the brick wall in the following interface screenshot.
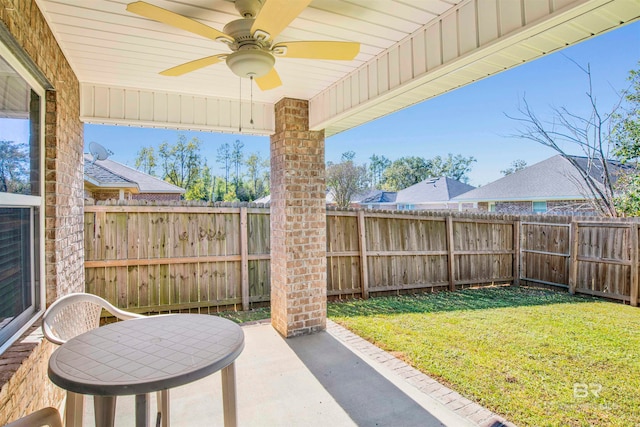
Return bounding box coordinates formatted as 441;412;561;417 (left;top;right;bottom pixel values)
85;190;182;202
88;190;127;201
547;200;597;215
494;201;532;214
1;0;84;423
0;325;63;424
132;193;182;202
270;98;327;337
476;200;598;215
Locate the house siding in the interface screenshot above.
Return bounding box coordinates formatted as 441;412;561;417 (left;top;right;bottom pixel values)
1;0;83;422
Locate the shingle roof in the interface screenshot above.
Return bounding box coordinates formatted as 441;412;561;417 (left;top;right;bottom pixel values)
453;155;629;202
394;177;475;204
84;159;136;187
356;190;397;203
84;154;185;194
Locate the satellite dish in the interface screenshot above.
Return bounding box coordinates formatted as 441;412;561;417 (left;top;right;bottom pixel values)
89;142;113;164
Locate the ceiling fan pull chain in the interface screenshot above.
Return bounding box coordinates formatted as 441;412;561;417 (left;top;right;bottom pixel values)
250;76;254;125
239;76;242;132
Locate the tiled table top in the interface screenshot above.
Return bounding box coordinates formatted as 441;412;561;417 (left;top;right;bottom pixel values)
48;314;244;396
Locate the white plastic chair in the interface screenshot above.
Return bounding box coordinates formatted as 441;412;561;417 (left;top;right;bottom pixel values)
3;407;62;427
42;293;170;427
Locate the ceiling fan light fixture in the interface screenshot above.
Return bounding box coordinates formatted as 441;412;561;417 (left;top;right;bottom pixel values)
226;49;275;78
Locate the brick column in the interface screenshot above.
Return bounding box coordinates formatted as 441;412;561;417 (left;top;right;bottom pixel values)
270;98;326;337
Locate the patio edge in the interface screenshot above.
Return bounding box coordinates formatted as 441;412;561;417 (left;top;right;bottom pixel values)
326;319;517;427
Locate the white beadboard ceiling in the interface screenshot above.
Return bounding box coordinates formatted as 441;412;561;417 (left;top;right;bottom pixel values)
33;0;640;136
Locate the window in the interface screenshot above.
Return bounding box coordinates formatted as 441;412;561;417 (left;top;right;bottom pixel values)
533;201;548;213
488;202;496;212
0;43;45;354
397;204;414;211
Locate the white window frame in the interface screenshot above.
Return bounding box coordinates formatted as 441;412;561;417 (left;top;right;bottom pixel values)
488;202;496;212
0;41;46;355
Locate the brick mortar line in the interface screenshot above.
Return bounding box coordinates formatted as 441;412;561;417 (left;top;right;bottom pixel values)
326;320;516;427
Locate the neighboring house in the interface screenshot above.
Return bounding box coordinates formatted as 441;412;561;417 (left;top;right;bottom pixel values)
84;154;185;201
255;189;396;208
253;194;271;204
256;190;333;206
453;155;629;215
353;189;397;209
377;177;476;211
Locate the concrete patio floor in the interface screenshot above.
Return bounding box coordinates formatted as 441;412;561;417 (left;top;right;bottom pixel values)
81;320;512;427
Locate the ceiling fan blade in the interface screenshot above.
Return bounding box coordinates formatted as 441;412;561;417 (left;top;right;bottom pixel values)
126;1;233;43
273;41;360;60
251;0;312;41
255;68;282;91
160;55;226;76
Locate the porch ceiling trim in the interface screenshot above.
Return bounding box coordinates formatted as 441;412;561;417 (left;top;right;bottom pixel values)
309;0;640;137
80;83;275;135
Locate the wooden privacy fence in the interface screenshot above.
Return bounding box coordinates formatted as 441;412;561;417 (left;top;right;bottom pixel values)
326;211;517;298
521;219;640;305
84;205;270;314
84;203;640;313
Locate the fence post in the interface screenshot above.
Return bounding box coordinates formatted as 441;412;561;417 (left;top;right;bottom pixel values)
240;207;249;311
446;216;455;291
513;220;521;286
630;223;639;307
357;210;369;299
569;220;579;295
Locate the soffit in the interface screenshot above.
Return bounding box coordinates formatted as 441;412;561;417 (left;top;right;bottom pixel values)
32;0;640;136
34;0;455;103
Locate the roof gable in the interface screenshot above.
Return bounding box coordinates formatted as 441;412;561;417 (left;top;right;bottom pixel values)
453;155;629;201
84;160;137;188
395;177;475;204
83;154;185;194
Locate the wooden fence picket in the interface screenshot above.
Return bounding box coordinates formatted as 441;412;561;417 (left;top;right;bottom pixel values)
84;203;640;313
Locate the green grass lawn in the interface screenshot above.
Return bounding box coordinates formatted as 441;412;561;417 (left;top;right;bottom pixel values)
327;286;640;427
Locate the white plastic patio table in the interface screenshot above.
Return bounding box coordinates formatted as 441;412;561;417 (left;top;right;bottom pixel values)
47;314;245;427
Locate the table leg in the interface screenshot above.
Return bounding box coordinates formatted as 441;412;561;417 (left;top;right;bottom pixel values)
135;394;149;427
94;396;116;427
64;391;83;427
158;390;170;427
221;362;237;427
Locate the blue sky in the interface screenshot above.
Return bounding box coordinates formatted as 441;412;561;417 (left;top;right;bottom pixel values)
84;21;640;186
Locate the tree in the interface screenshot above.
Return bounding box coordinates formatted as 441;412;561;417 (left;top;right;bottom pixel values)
134;146;157;176
326;155;369;209
369;154;391;187
245;152;269;199
613;67;640;162
341;151;356;162
157;135;202;191
185;162;214;201
0;140;29;194
231;139;244;186
216;142;231;194
381;154;476;190
612;65;640;216
507;61;639;217
428;153;476;183
381;156;432;190
501;159;528;176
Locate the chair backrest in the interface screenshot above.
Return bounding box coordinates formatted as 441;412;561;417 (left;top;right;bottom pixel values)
42;293;143;345
3;407;62;427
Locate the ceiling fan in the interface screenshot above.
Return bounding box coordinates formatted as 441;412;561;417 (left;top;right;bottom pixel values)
126;0;361;91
